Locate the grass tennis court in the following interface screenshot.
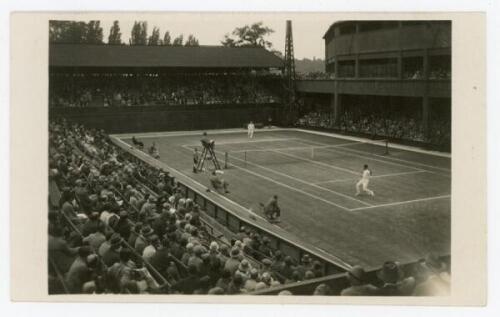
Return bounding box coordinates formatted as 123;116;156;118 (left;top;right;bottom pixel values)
117;129;451;269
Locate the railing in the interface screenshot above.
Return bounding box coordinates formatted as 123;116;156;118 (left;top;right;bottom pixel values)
296;78;450;98
249;255;450;295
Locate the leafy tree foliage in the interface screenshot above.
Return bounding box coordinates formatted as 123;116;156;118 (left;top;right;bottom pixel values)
130;21;148;45
221;22;274;49
172;34;184;46
148;27;161;45
184;34;199;46
163;31;171;46
49;20;103;44
108;20;122;44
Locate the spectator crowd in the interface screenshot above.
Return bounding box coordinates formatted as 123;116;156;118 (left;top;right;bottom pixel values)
296;108;451;147
49;73;281;108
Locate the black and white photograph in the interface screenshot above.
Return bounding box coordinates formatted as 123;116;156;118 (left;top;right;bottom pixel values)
46;16;453;297
6;8;490;309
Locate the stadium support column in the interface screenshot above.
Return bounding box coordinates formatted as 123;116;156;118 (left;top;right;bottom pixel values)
331;83;341;128
422;95;430;138
422;48;430;139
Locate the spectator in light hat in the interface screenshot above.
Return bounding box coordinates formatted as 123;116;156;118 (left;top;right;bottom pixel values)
224;247;241;275
236;259;252;280
376;261;416;296
340;265;378;296
244;268;260;292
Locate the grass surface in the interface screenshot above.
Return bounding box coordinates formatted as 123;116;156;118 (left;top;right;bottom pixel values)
121;129;451;268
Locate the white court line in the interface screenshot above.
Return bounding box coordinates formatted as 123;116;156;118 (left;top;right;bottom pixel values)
228;141;362;154
205;146;372;208
296;137;450;175
181;144;358;210
214;138;295;146
313;170;428;185
272;149;360;176
291;128;451;158
294;138;425;173
349;195;451;211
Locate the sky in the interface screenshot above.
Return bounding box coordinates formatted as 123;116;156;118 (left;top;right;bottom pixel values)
92;13;335;60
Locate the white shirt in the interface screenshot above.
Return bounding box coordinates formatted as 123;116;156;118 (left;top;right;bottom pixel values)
248;123;255;131
362;169;371;180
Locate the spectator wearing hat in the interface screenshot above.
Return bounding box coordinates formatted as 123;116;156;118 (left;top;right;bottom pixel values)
227;273;246;294
49;226;78;274
224;247;242;275
102;233;123;266
341;265;378;296
312;261;324;278
255;272;280;289
128;222;143;247
207;254;223;286
279;256;295;281
216;269;233;293
60;190;77;219
81;212;103;237
188;245;205;273
209;171;230;194
182;243;195;266
129;189;143;213
149;238;172;276
140;196;157;221
207;287;225;295
193;275;212;295
313;283;332;296
257;237;273;260
413;254;450;296
82;222;107;251
107;249;134;293
376;261;416;296
304;270;315;280
236;259;252;281
65;246;93;293
244;268;260;292
115;210;132;240
171;264;200;294
142;234;159;262
135;225;154;255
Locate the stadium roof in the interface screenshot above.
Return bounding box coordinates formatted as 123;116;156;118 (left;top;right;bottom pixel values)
49;44;283;69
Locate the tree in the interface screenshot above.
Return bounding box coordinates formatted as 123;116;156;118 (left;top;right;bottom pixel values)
49;20;103;44
172;34;183;46
108;20;122;44
86;21;103;44
148;27;161;45
163;31;171;46
221;22;274;49
130;21;148;45
184;34;199;46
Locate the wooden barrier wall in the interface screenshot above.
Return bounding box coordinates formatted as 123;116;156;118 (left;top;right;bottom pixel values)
50;103;284;134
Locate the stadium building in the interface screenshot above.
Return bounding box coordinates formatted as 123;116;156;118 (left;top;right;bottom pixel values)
48;26;451;296
295;21;451;150
49;44;284;132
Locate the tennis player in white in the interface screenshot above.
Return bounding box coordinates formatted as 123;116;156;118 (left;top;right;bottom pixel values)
355;164;375;196
247;121;255;139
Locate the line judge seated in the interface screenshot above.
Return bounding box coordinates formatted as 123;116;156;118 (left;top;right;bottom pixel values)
208;170;229;194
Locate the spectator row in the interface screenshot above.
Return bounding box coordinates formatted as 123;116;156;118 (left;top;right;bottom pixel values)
49;73;282;108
